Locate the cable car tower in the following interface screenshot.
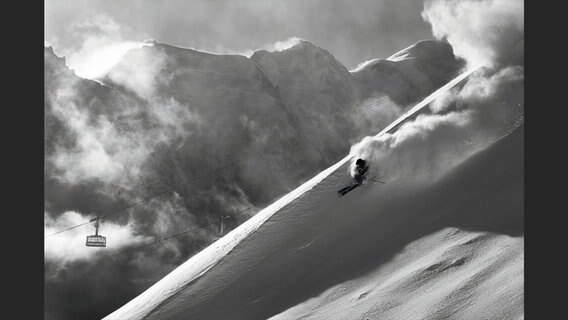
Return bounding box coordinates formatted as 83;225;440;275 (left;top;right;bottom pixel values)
86;218;106;247
212;216;229;242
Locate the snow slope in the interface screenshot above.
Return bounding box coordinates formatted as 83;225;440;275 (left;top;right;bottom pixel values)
271;123;523;320
102;67;508;320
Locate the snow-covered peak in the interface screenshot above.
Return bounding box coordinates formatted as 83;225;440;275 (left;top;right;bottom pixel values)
350;40;463;106
251;39;335;63
250;39;351;89
387;39;456;62
283;38;319;51
352;40;457;74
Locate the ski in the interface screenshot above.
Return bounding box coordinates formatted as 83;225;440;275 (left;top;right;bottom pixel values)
337;184;361;197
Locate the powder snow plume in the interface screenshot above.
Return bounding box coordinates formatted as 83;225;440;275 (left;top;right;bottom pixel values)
349;0;523;183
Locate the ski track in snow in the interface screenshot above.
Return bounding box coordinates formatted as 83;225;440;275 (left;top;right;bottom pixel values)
103;66;481;320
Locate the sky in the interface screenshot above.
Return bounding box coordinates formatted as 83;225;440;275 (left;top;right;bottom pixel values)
45;0;435;70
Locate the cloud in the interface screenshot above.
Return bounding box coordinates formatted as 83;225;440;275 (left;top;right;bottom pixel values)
459;66;524;102
53;13;152;80
47;91;138;186
44;211;151;266
46;51;198;188
50;102;128;184
422;0;524;69
72;41;151;80
104;43;168;98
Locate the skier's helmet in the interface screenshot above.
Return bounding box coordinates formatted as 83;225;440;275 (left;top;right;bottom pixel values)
356;158;365;166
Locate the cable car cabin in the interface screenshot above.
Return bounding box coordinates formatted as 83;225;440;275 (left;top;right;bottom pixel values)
86;234;106;247
86;218;106;247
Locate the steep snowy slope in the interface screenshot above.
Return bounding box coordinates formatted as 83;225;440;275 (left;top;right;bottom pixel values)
101;67;518;320
104;120;522;320
138;122;523;320
272;123;523;320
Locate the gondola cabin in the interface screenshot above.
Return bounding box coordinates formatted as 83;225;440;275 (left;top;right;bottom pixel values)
86;234;106;247
86;218;106;247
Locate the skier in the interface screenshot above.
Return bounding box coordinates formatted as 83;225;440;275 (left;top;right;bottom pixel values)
353;158;369;184
337;158;370;196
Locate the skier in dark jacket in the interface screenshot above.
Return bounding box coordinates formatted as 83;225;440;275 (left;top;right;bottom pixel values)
338;158;370;196
353;158;369;185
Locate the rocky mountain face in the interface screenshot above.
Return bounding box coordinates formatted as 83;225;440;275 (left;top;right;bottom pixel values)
45;38;462;246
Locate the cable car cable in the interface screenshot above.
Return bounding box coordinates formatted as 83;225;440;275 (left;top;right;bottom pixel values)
104;207;252;257
45;160;240;238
